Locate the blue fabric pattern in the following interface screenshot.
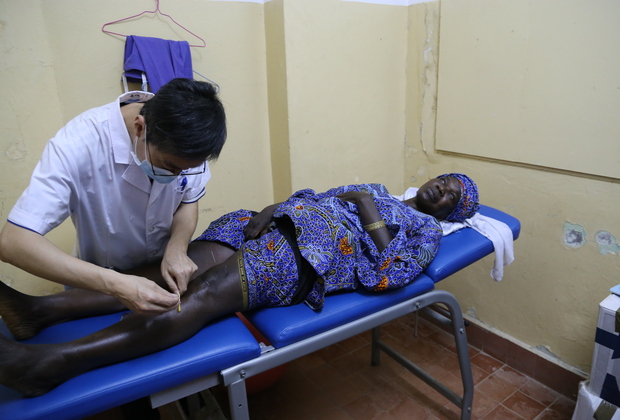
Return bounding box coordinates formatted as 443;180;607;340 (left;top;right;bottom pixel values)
195;184;442;310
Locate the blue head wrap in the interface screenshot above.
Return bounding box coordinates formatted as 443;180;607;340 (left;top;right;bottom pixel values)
437;173;480;222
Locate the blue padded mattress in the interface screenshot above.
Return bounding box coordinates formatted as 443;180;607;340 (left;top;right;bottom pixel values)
0;313;261;420
244;274;435;348
424;204;521;283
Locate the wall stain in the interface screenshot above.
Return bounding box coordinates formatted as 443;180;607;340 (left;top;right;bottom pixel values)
199;206;224;214
4;141;27;161
595;231;620;255
564;222;586;248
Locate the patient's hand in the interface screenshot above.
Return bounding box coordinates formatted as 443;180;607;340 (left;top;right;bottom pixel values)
336;190;373;205
244;203;279;240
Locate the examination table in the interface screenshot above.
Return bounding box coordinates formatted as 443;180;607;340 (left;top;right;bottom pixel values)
0;205;520;420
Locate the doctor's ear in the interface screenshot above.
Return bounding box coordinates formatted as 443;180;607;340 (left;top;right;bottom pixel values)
133;115;147;139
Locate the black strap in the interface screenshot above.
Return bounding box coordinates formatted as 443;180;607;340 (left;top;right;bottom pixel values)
274;216;317;305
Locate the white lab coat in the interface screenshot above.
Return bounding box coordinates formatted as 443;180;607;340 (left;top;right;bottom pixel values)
8;91;211;271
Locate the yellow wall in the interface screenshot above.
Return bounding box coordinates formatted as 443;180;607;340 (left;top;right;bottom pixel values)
0;0;273;294
406;0;620;374
1;0;618;376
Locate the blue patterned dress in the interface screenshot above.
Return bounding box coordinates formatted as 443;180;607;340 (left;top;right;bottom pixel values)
195;184;441;310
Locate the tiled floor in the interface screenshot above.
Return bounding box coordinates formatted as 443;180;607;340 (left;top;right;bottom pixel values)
207;313;577;420
92;312;578;420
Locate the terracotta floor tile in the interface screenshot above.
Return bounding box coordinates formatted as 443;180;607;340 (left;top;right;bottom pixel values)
293;350;328;372
436;404;479;420
406;335;447;360
300;394;341;419
374;412;401;420
387;397;441;419
400;313;438;336
429;329;459;353
297;392;340;419
330;345;373;377
495;365;529;389
339;333;370;353
438;371;464;396
390;371;432;397
520;379;561;407
470;363;493;385
322;376;367;407
468;345;482;359
379;334;413;359
547;395;576;419
316;343;350;362
414;357;451;382
348;366;387;394
406;382;453;412
382;320;417;343
418;320;442;338
372;353;408;381
206;323;579;420
503;390;546;420
533;407;571;420
342;394;385;420
471;352;504;374
428;347;461;372
367;380;409;412
305;364;345;385
472;388;501;418
476;373;520;403
483;405;526;420
312;408;355;420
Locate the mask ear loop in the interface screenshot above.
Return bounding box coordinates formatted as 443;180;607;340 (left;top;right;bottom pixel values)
141;73;148;92
121;73;148;93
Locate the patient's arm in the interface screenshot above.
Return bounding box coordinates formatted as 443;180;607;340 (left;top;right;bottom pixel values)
336;191;393;252
243;203;281;240
0;250;245;397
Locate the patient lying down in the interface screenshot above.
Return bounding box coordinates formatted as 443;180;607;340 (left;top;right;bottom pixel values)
0;174;479;397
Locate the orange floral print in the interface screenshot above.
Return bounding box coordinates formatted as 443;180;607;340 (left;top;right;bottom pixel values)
267;240;275;251
375;276;389;291
379;257;391;270
339;236;353;255
238;216;252;222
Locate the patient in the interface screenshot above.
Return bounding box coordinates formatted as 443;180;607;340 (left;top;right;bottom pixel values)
0;174;478;397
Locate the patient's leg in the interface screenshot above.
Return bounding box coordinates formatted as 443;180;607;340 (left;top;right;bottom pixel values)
0;241;234;340
0;251;245;397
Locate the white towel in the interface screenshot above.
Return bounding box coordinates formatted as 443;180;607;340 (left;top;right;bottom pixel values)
394;188;514;281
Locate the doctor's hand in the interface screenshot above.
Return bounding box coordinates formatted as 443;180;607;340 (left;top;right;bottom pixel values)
110;273;180;314
161;249;198;296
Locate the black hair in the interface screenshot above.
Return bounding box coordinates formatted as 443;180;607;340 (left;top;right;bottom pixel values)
140;78;227;161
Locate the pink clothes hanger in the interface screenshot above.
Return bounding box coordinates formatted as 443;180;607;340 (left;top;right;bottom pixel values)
101;0;206;48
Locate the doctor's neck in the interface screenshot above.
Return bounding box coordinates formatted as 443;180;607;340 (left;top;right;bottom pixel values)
121;103;146;139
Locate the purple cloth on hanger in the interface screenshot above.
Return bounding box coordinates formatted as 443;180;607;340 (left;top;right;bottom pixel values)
124;35;193;93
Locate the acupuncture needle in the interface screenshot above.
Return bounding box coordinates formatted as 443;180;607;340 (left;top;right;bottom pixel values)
177;292;181;313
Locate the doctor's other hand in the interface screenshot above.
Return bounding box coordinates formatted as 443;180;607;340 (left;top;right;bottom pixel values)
110;273;180;314
161;249;198;296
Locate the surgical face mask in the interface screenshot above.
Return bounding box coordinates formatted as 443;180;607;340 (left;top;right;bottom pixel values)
130;128;177;184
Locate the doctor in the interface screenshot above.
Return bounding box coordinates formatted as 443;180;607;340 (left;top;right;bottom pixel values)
0;78;227;315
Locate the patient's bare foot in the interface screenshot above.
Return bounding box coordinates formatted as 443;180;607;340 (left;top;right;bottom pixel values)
0;334;64;397
0;281;43;340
